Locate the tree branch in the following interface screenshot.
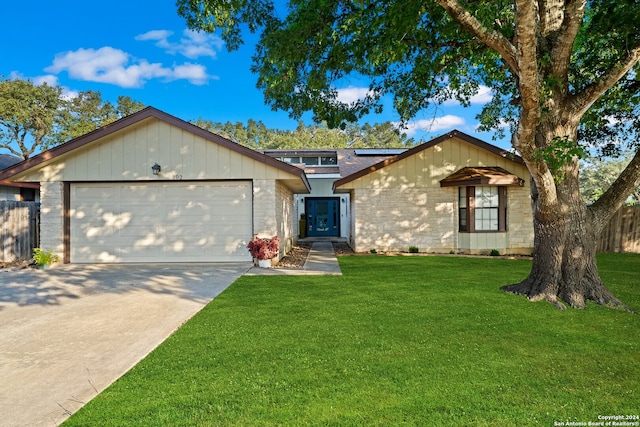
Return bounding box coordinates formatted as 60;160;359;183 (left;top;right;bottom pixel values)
0;143;22;158
590;148;640;232
437;0;519;73
569;43;640;118
549;0;587;83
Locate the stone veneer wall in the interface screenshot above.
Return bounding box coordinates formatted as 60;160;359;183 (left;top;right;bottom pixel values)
39;181;64;259
275;180;295;256
351;185;534;255
505;186;534;253
252;179;295;261
348;191;357;249
352;187;456;253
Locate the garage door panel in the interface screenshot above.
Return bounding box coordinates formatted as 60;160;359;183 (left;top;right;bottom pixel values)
71;181;253;263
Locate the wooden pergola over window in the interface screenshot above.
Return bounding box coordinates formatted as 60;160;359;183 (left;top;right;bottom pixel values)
439;166;525;188
440;167;524;233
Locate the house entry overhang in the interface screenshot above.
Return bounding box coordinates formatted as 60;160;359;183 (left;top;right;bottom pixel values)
439;166;525;187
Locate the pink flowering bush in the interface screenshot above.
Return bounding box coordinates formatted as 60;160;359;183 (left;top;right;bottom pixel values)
246;235;280;260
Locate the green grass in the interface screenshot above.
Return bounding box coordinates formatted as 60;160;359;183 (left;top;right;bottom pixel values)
64;254;640;426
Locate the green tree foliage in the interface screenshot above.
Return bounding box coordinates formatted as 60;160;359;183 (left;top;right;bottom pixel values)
1;77;145;159
51;93;145;148
178;0;640;310
581;152;640;205
0;78;63;159
193;118;415;149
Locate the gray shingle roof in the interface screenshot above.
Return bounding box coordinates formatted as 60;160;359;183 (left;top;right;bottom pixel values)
0;154;22;171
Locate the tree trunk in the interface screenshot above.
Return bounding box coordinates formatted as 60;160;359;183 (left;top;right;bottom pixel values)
502;157;635;312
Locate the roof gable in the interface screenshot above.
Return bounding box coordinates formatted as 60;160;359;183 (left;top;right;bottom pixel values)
333;130;526;191
0;107;310;192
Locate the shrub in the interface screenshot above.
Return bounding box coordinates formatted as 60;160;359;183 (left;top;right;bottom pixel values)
370;249;377;254
408;246;419;253
490;249;500;256
247;235;280;260
32;248;59;265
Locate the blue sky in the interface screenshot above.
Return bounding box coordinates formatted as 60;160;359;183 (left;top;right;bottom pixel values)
1;0;509;149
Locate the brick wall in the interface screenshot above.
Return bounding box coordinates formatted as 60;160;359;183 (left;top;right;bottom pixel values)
252;179;294;260
352;187;456;253
505;187;534;253
351;185;534;254
275;180;295;256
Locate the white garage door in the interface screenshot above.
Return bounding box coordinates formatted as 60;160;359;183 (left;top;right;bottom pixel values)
70;181;252;263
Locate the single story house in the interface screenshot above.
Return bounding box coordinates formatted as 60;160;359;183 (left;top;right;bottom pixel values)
333;131;534;255
0;107;534;264
0;107;310;263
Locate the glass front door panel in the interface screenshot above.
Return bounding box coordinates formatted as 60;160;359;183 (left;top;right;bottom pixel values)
306;198;340;237
315;201;329;231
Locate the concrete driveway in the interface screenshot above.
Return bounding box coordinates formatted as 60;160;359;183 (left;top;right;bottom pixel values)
0;262;251;427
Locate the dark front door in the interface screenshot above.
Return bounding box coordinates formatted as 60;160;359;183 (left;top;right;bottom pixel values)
306;198;340;237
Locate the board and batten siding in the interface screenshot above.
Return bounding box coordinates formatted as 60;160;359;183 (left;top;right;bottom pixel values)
343;137;530;190
13;118;296;183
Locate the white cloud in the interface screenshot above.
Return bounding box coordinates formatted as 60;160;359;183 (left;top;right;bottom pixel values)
135;29;224;59
443;85;493;106
172;63;217;84
336;86;371;104
135;29;173;42
396;115;466;136
44;47;214;88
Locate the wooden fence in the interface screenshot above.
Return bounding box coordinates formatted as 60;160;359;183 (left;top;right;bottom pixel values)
597;206;640;253
0;201;39;263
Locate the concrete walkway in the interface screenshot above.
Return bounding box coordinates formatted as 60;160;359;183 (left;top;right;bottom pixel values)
245;241;342;275
0;263;250;427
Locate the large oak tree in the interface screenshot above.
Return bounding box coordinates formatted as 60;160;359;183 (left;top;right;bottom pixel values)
1;78;145;159
178;0;640;310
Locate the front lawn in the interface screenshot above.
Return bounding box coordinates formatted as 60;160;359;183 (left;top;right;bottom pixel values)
64;254;640;426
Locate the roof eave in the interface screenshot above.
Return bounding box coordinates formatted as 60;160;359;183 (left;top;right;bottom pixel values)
0;107;312;193
334;130;523;190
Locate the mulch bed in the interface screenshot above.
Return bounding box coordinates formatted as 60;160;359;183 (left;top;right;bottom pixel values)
274;242;354;269
274;243;311;268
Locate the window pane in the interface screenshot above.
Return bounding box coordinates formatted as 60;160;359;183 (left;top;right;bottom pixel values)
320;156;337;165
475;208;499;231
476;186;498;208
459;208;467;231
282;156;300;164
459;187;467;208
302;156;319;165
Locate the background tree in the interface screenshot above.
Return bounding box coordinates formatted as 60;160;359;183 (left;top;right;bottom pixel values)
0;78;63;159
580;152;640;205
1;77;145;158
178;0;640;310
51;92;145;147
192;118;414;149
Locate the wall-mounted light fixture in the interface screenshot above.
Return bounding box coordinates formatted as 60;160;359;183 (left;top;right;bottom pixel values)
151;163;161;176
